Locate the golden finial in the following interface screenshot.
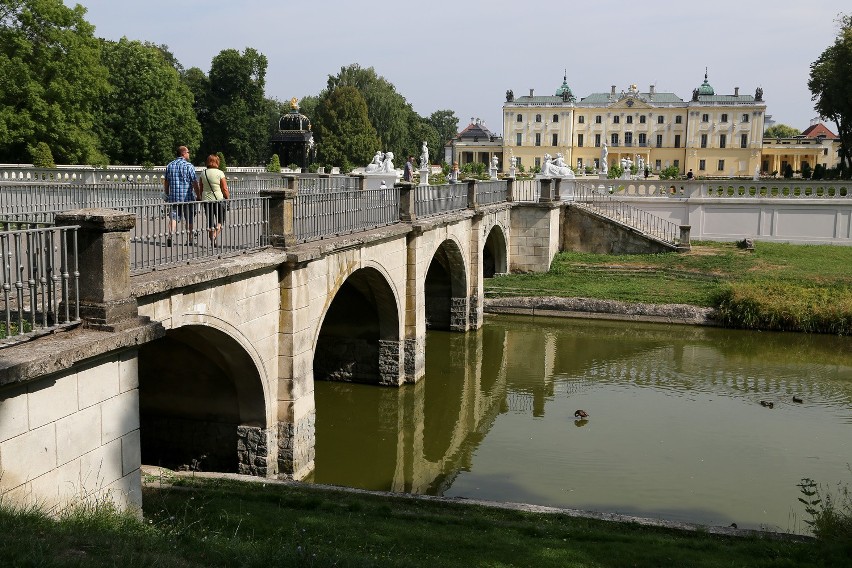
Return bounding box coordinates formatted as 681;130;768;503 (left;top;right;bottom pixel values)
290;97;299;110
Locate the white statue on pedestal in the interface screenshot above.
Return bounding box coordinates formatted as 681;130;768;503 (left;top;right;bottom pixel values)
510;153;516;170
381;152;395;173
492;155;499;169
420;141;429;169
541;153;575;178
366;150;384;173
600;142;609;175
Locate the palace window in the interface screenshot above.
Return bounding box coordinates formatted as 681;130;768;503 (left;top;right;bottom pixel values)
675;115;683;124
655;159;662;169
719;134;726;148
639;115;646;124
702;113;709;122
516;114;523;122
613;116;620;124
638;133;647;146
673;159;680;168
626;115;633;124
624;132;633;145
516;133;522;146
535;157;541;168
721;113;728;123
595;115;602;124
657;115;664;124
742;114;749;123
594;134;601;147
535;133;541;146
674;134;681;148
699;159;706;171
700;134;708;148
741;134;748;148
656;134;663;147
577;134;583;147
535;114;542;123
553;114;559;123
552;133;558;146
578;115;584;124
718;159;725;171
611;133;619;145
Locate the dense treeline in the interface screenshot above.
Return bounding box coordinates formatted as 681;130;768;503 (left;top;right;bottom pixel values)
0;0;458;168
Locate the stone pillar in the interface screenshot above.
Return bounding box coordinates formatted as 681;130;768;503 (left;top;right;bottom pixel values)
259;188;297;247
539;178;555;202
419;168;430;186
467;179;478;209
678;225;692;252
552;178;563;201
354;174;368;191
398;183;415;222
54;208;137;330
506;177;516;202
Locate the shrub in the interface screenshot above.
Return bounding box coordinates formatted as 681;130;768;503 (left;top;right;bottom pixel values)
801;162;812;179
783;163;794;179
798;476;852;548
217;152;227;172
607;164;623;179
659;165;680;180
266;154;281;173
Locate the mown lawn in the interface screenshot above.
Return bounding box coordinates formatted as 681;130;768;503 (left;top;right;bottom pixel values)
1;475;839;567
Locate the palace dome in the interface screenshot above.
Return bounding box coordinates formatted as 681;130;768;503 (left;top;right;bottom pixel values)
697;70;715;96
555;73;574;100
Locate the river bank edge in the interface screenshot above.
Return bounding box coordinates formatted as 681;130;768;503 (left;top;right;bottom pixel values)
484;296;718;327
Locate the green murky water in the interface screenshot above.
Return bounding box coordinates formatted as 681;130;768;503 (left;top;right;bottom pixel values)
310;315;852;533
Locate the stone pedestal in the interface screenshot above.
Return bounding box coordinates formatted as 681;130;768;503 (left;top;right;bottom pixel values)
490;167;498;180
419;168;430;186
363;172;399;190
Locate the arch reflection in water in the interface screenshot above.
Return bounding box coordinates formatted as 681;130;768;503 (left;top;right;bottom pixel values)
311;315;852;534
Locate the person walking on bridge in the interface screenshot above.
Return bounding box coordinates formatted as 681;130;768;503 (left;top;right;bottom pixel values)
163;145;200;246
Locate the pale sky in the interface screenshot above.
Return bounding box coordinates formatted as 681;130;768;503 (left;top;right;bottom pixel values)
68;0;845;136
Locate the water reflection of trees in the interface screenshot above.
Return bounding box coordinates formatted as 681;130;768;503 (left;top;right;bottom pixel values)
313;316;852;494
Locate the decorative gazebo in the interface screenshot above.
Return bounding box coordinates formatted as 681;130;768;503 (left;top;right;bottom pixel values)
270;97;316;170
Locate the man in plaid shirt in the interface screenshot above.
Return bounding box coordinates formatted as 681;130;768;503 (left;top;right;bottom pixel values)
162;145;201;246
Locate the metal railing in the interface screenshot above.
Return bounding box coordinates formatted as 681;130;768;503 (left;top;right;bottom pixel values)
476;180;509;205
414;184;468;218
573;182;680;245
0;182;165;216
512;179;540;202
296;175;360;193
1;226;80;347
294;187;399;243
116;197;270;273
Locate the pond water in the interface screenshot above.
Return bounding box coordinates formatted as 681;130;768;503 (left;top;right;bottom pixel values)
309;315;852;533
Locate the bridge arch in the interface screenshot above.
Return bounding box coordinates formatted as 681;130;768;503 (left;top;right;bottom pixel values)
483;223;509;278
314;265;402;386
425;237;468;331
138;318;269;475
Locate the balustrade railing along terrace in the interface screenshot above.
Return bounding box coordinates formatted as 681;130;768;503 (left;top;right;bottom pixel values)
414;183;468;218
512;179;541;202
1;225;80;346
475;180;510;205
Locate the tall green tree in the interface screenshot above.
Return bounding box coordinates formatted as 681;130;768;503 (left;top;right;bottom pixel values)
0;0;109;163
763;124;801;138
203;47;268;166
314;85;379;172
809;13;852;175
428;109;460;147
96;38;200;165
326;64;416;160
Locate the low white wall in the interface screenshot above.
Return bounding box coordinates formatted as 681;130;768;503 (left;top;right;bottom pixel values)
0;351;142;515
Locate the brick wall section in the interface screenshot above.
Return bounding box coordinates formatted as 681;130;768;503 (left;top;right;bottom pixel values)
0;351;143;515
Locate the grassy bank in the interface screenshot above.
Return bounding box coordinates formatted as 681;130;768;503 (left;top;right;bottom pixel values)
1;475;839;567
485;241;852;334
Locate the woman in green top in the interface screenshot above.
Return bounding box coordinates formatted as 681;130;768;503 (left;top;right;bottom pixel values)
200;154;229;244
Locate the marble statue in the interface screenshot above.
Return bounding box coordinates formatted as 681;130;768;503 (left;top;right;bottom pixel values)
600;142;609;174
510;153;516;169
381;151;395;173
420;141;429;169
366;150;384;173
542;153;575;178
492;155;499;169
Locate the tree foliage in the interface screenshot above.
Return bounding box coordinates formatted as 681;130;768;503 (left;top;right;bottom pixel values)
314;85;379;172
202;48;269;166
428;109;460;147
809;13;852;176
96;38;200;165
29;140;53;167
764;124;801;138
0;0;109;163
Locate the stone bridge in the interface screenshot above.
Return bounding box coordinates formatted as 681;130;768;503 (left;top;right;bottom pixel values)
0;187;571;514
